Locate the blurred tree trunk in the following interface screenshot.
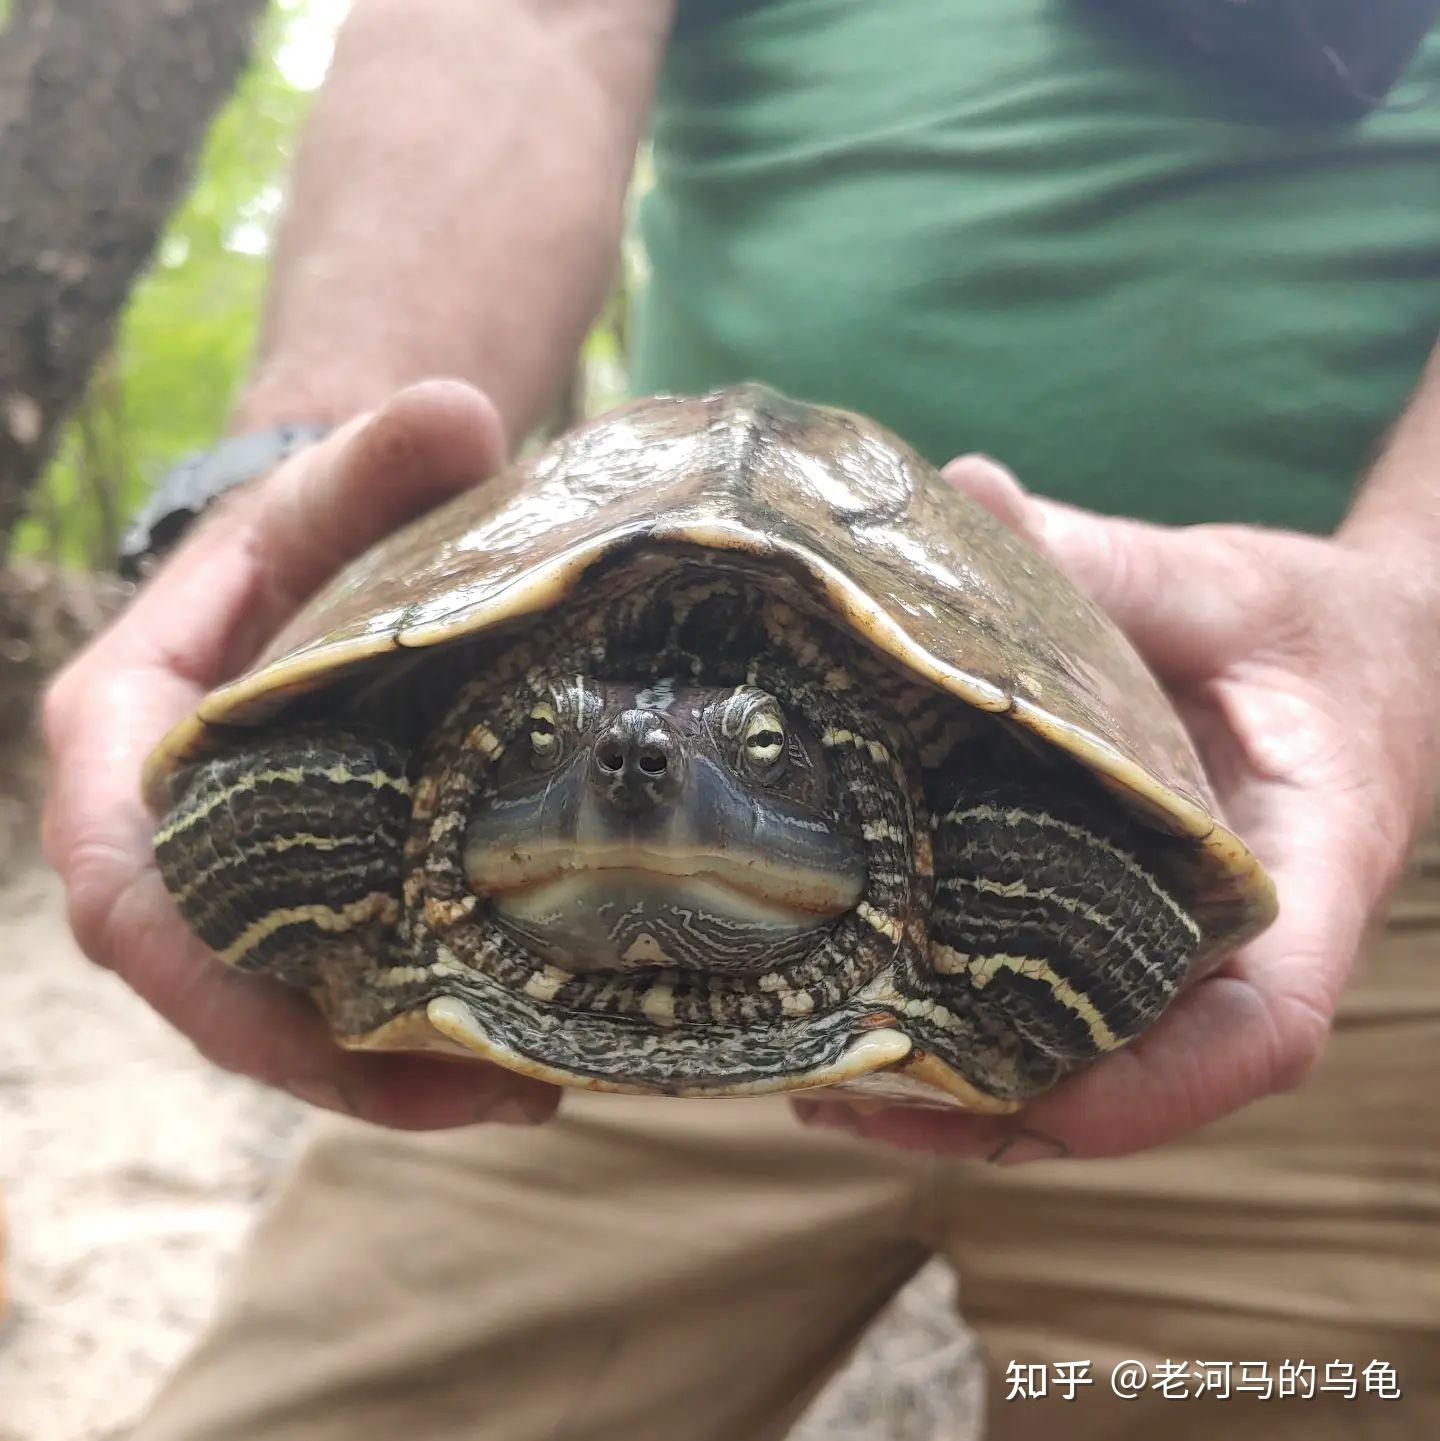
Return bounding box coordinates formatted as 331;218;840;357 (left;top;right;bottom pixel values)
0;0;268;555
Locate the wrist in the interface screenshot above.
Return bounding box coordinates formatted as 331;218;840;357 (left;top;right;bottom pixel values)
229;358;400;437
1333;541;1440;817
1337;526;1440;646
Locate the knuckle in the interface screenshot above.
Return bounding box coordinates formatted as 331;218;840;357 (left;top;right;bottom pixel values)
1086;518;1145;612
60;839;131;965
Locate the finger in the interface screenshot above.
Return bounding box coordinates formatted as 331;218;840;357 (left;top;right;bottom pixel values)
55;752;559;1131
127;378;507;687
792;972;1303;1160
244;377;507;618
71;845;558;1130
795;784;1363;1161
941;455;1278;680
938;454;1043;545
42;651;200;879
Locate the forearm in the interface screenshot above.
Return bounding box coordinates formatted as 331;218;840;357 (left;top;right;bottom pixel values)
1335;338;1440;804
233;0;673;442
1339;337;1440;582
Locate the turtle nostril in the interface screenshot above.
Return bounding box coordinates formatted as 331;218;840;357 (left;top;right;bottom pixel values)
592;711;678;797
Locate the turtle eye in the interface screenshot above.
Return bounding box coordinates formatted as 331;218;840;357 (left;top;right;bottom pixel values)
527;702;561;769
741;708;787;776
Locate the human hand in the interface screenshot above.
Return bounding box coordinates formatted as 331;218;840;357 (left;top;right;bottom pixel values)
43;380;561;1129
796;455;1440;1161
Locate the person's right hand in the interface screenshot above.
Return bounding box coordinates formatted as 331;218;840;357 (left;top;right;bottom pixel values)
43;380;561;1130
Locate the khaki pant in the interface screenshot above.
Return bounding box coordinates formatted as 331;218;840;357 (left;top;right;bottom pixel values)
133;845;1440;1441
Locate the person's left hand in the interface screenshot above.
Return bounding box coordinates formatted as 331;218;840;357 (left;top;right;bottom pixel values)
795;456;1440;1162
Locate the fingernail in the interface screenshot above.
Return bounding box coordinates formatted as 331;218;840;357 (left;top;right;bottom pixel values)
283;1077;357;1114
986;1129;1069;1166
479;1094;552;1127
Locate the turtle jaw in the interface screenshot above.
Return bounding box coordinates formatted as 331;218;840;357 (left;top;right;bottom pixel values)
482;864;855;975
464;741;865;974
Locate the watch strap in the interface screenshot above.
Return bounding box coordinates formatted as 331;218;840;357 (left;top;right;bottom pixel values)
118;422;331;581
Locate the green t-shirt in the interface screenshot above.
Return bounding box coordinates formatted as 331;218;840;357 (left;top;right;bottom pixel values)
630;0;1440;531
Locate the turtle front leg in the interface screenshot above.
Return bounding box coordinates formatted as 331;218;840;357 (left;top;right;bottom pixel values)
153;728;411;988
925;758;1202;1102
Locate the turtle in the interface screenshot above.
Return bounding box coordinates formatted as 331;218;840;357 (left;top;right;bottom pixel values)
144;385;1275;1113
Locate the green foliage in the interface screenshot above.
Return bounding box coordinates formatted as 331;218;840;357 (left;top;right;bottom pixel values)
14;1;323;568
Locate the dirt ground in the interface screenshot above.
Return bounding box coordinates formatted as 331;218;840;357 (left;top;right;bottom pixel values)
0;840;981;1441
0;854;304;1441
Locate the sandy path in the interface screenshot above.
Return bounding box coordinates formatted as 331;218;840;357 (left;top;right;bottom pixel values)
0;854;978;1441
0;859;305;1441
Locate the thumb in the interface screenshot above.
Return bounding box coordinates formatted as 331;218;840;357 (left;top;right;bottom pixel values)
124;379;509;682
942;454;1265;681
249;377;508;610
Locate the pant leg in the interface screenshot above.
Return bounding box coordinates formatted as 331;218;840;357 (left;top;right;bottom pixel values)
939;838;1440;1441
129;1093;935;1441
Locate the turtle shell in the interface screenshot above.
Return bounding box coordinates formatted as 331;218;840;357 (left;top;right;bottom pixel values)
146;386;1275;1098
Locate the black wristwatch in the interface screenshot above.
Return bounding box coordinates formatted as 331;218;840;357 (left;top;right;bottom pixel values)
117;422;331;581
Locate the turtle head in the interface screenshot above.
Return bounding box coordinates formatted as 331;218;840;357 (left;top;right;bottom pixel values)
464;678;866;973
